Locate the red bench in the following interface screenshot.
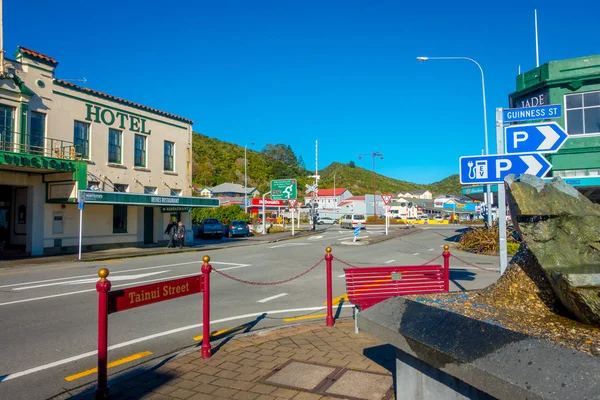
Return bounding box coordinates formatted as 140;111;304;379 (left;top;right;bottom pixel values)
344;264;449;312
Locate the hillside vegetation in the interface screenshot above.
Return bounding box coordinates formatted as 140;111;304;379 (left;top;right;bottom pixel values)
191;133;462;196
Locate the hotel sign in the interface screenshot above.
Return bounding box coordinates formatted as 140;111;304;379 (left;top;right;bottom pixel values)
0;153;78;172
79;190;219;208
86;104;152;134
108;275;203;314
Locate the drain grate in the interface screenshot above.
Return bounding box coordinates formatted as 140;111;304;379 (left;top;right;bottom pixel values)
261;360;394;400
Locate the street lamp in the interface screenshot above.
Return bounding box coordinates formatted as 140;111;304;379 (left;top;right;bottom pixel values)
416;56;492;227
358;152;384;217
244;142;255;213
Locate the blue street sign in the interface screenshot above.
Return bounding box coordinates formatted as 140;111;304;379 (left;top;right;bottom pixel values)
353;227;361;237
78;202;85;211
459;154;552;185
502;105;562;122
505;122;568;154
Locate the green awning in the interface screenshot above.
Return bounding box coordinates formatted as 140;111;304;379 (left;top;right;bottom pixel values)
79;190;219;208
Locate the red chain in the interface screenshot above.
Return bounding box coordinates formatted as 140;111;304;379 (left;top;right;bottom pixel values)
450;254;499;273
332;256;360;269
421;254;442;265
212;257;325;285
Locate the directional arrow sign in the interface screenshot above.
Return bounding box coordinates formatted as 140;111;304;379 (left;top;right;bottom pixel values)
505;122;568;154
459;154;552;185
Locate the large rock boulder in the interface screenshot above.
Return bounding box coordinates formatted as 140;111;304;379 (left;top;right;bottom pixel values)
505;174;600;325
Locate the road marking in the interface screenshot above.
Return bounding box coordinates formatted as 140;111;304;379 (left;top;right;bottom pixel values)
0;264;252;307
13;271;171;291
428;249;434;252
257;293;288;303
324;294;348;306
283;313;327;322
0;305;353;382
64;351;152;382
384;260;395;264
308;236;323;240
268;243;308;249
338;274;345;278
413;253;420;256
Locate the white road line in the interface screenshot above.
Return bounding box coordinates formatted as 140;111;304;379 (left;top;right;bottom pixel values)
412;253;420;256
428;249;434;252
0;305;354;382
0;264;252;307
257;293;288;303
337;274;345;278
308;236;323;240
268;243;308;249
13;271;172;291
384;260;395;264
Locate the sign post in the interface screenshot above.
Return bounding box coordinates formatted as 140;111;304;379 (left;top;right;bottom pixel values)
271;179;297;200
289;199;297;236
262;191;271;235
496;108;508;275
381;194;392;235
78;191;84;260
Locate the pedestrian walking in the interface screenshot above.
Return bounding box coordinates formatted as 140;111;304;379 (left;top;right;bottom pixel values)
165;220;177;248
175;221;186;249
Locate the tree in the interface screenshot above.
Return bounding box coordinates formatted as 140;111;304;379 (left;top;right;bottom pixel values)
348;161;356;168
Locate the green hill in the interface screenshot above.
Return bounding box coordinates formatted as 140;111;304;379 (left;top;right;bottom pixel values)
191;134;461;196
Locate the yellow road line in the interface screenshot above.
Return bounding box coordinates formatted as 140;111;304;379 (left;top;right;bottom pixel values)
283;313;327;322
64;351;152;382
193;327;238;342
323;294;348;306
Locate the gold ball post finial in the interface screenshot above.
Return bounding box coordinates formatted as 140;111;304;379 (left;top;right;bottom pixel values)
326;247;332;254
443;245;450;251
98;268;109;282
203;255;210;264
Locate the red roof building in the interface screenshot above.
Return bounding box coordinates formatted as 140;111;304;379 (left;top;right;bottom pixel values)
317;188;348;197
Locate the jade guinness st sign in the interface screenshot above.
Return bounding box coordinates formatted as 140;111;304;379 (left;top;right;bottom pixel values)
79;191;219;208
85;104;152;134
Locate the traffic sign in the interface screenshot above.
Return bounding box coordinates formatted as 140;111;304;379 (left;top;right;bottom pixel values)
502;105;562;122
459;154;552;184
353;227;361;237
271;179;297;200
78;202;84;211
289;199;297;208
505;122;568;154
305;183;318;194
421;202;426;207
381;194;392;205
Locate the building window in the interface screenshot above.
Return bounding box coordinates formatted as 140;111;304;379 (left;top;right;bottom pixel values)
113;184;128;233
144;186;157;194
30;112;45;155
0;105;14;151
74;121;90;159
170;189;182;196
164;141;174;171
108;129;122;164
134;134;146;167
565;91;600;135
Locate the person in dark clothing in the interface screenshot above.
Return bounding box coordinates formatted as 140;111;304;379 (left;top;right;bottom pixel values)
165;220;177;248
175;221;186;249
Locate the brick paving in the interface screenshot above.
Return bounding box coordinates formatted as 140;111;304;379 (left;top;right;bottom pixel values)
99;319;395;400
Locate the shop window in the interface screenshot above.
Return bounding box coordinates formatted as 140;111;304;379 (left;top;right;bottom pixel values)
108;129;122;164
164;141;174;171
30;112;45;155
565;91;600;135
134;134;146;167
113;205;128;233
144;186;157;194
74;121;90;159
170;189;182;196
0;105;14;151
114;184;128;193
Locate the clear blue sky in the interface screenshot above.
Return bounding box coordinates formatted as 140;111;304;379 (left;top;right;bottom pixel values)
6;0;599;183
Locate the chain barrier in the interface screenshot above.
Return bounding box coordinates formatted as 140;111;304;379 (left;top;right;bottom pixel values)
450;254;499;273
212;257;325;285
332;256;359;269
421;254;442;265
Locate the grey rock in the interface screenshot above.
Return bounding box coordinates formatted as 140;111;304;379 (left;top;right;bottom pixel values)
505;174;600;325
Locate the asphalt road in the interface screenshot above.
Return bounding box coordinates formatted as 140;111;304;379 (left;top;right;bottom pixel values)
0;225;500;400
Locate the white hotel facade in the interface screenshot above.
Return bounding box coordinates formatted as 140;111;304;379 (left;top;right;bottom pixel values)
0;47;216;257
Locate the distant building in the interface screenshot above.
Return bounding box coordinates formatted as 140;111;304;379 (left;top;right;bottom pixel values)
336;196;366;214
198;183;260;199
195;187;213;198
311;188;352;210
406;189;432;200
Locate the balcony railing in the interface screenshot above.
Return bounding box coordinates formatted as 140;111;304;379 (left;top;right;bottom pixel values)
0;132;82;160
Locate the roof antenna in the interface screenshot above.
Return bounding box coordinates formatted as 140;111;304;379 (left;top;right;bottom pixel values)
535;9;540;67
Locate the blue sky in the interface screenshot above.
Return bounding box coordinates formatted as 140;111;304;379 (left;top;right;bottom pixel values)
5;0;599;183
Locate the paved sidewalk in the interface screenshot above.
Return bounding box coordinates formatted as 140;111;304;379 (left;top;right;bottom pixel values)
70;319;395;400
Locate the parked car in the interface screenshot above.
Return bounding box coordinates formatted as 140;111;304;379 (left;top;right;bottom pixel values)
317;217;338;225
419;214;429;220
434;215;443;221
199;218;223;238
228;220;250;238
340;214;366;229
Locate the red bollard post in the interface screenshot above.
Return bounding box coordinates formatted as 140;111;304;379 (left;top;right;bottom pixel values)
442;245;450;292
96;268;111;399
325;247;334;327
201;255;212;359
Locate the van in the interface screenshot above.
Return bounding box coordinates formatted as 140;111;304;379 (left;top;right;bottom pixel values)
341;214;366;229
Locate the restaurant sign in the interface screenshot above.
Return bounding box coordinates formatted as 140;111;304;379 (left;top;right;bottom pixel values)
108;275;203;314
79;190;219;208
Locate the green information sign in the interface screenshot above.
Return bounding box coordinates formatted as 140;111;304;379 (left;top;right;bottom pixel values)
270;179;297;200
79;190;219;208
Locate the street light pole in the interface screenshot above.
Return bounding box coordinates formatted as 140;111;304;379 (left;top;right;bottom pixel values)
358;152;384;217
244;142;254;214
416;56;493;227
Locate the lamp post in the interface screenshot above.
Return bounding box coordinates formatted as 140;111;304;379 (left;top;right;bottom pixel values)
244;142;254;214
416;56;493;227
358;152;384;217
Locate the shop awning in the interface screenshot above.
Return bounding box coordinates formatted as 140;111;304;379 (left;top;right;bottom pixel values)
79;190;219;208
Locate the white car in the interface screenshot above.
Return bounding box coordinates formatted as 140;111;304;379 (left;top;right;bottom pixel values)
434;215;443;221
340;214;367;229
419;215;429;220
